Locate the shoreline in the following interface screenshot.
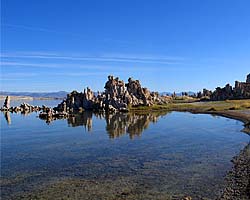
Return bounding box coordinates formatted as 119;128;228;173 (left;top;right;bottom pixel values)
220;143;250;200
183;110;250;129
130;100;250;126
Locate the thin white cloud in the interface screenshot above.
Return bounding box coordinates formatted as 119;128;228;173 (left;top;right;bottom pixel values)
0;61;114;70
2;23;83;38
101;53;185;61
1;78;28;81
1;52;183;64
2;24;132;45
0;61;138;72
1;61;185;73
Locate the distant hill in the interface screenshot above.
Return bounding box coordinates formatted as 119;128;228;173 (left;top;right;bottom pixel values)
0;91;68;99
160;91;196;96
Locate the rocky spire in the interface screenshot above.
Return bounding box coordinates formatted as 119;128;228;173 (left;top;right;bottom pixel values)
54;75;171;112
247;73;250;83
3;96;10;109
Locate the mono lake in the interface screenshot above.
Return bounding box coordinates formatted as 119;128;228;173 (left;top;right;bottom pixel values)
1;101;249;199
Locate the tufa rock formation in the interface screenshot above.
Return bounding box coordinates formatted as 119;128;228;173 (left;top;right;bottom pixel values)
247;74;250;83
3;96;10;109
211;84;234;101
1;97;43;113
199;74;250;101
55;75;171;112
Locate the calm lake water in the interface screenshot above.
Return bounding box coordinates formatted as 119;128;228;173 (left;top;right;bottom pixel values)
1;100;249;200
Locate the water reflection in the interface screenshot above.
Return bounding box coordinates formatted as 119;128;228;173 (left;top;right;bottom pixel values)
2;110;169;139
105;112;162;139
67;111;93;131
4;112;11;125
2;110;40;125
1;108;250;200
67;111;169;139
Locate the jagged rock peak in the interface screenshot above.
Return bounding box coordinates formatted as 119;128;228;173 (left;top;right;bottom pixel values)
54;75;171;112
247;73;250;83
3;96;10;109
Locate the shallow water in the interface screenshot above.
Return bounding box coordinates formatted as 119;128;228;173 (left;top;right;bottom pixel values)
0;101;249;199
0;99;61;108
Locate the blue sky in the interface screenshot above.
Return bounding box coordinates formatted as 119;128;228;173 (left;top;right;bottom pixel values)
1;0;250;92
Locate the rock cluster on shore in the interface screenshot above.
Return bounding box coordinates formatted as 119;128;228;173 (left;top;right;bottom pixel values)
55;75;171;112
2;74;249;120
1;96;42;112
1;76;171;120
0;96;69;124
199;74;250;101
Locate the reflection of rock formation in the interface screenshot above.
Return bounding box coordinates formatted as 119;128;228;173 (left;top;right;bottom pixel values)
4;112;11;125
105;112;168;139
67;111;168;139
48;111;169;139
3;111;34;125
66;112;108;131
67;112;94;131
20;110;33;116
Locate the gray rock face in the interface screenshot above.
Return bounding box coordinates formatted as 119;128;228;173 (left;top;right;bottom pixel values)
126;78;149;106
56;88;97;112
102;76;128;110
211;84;234;101
55;75;171;112
233;74;250;99
105;75;125;98
202;89;212;98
